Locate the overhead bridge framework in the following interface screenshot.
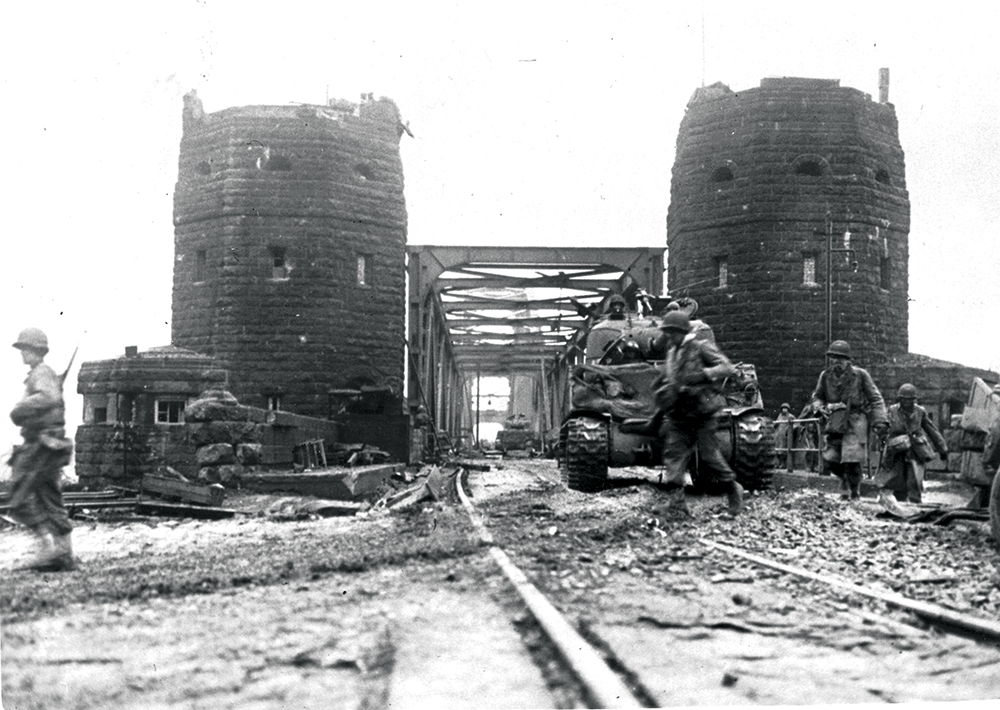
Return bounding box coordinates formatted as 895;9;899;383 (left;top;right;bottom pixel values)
406;245;665;449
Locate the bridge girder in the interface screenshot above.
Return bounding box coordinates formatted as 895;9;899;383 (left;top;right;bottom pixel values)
406;245;665;448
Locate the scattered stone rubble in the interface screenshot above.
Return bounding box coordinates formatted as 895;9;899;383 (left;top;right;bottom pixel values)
185;389;264;485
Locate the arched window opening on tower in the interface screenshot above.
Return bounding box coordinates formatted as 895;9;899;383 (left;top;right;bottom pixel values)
880;255;891;290
875;168;891;185
715;256;729;288
795;160;824;176
803;253;818;286
711;165;734;182
195;249;207;282
270;246;289;280
354;163;375;181
195;161;212;176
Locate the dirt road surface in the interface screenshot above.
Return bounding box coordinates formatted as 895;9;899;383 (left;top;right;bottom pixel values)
3;459;1000;708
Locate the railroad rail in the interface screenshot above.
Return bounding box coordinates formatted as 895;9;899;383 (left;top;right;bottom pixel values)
453;461;1000;706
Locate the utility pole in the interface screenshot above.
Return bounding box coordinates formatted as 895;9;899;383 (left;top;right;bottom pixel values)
816;210;857;346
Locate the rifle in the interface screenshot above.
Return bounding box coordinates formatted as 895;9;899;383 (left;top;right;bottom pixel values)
60;346;79;387
870;426;887;479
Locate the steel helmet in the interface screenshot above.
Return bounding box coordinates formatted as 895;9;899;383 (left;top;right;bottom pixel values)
826;340;852;359
659;312;691;333
897;383;918;399
608;294;626;308
13;327;49;354
677;297;699;316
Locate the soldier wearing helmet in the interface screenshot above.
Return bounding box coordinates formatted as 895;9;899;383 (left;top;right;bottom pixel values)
811;340;888;500
9;327;76;571
873;383;948;506
605;294;627;321
655;311;745;515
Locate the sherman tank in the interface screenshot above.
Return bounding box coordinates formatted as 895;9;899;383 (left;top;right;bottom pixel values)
559;296;776;493
495;414;541;456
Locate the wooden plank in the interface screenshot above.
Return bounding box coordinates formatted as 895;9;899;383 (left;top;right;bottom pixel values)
135;500;235;519
141;475;225;507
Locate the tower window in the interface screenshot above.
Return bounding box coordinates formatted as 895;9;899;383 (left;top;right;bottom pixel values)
270;246;288;279
715;257;728;288
795;160;824;176
266;394;283;411
711;166;734;182
195;161;212;176
803;254;817;286
875;168;891;185
357;254;371;287
880;256;891;290
195;249;206;282
265;155;292;171
354;163;375;181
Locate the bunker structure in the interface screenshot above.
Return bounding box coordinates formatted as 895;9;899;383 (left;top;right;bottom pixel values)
667;74;996;428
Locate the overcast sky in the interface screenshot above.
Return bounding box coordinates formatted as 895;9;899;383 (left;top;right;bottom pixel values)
3;1;998;454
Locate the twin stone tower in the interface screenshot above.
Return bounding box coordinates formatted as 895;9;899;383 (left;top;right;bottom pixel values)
170;77;914;422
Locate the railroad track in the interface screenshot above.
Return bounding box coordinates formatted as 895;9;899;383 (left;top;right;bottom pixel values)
454;461;1000;706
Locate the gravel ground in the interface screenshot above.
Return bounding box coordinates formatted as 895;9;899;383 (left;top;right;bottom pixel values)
471;459;1000;704
3;460;999;707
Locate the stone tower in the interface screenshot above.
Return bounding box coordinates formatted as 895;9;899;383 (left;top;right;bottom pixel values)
667;76;910;411
172;92;408;417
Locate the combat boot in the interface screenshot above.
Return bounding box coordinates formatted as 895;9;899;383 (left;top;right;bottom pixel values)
15;530;55;571
44;533;77;572
727;481;744;516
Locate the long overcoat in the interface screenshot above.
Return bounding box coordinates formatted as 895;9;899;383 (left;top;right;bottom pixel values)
811;364;888;464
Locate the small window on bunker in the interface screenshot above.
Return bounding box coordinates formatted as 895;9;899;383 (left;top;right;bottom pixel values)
795;160;824;176
712;166;734;182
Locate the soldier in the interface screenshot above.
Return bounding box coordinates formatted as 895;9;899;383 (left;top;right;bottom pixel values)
875;384;948;505
774;403;795;472
674;297;715;345
605;294;627;321
811;340;888;500
9;327;76;571
655;312;745;515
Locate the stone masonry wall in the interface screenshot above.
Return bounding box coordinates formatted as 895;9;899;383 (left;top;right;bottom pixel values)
172;95;408;417
667;77;910;413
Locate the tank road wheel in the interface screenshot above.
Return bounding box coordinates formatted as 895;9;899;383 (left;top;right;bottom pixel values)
563;417;610;492
731;413;776;492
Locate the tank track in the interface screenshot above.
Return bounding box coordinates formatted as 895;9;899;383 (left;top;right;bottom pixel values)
563;416;610;492
731;413;776;491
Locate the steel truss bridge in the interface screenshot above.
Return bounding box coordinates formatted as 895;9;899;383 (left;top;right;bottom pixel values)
406;245;664;451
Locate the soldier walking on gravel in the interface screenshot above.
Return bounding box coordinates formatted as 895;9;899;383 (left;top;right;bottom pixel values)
875;384;948;506
8;328;76;571
811;340;888;500
655;312;744;515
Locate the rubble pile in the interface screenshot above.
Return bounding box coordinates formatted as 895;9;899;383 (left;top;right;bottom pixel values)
185;390;264;485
